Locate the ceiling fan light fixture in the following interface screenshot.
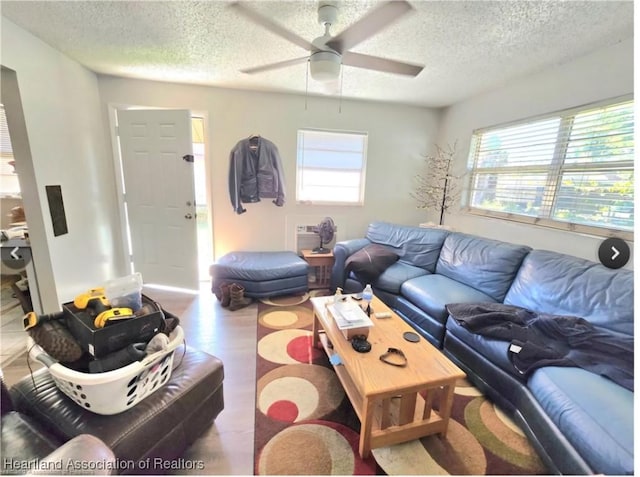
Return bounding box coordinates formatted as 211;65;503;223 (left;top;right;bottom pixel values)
310;51;341;82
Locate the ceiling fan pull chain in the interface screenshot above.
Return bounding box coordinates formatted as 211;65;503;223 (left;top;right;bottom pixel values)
338;66;344;114
305;59;309;111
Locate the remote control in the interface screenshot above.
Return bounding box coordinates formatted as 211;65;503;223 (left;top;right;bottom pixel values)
375;312;392;319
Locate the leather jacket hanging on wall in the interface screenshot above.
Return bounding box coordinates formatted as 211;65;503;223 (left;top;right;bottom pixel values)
228;135;286;214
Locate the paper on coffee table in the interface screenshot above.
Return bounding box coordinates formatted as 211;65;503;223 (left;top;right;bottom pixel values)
327;303;374;330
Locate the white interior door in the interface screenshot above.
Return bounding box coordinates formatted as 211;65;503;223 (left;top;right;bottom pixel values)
117;109;198;290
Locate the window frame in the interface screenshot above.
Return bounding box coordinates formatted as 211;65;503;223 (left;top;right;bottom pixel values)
465;96;634;241
0;104;21;199
296;128;368;206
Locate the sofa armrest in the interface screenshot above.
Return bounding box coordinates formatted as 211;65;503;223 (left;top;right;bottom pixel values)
330;238;371;292
29;435;115;475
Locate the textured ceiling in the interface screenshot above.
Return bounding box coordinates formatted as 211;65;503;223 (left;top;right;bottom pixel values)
1;1;634;107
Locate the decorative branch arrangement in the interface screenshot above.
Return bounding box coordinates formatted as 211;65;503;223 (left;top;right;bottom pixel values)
411;142;464;226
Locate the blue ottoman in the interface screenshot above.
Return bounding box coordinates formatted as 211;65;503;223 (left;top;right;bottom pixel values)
210;251;309;298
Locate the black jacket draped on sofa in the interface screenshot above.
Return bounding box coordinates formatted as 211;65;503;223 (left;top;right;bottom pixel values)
446;302;634;391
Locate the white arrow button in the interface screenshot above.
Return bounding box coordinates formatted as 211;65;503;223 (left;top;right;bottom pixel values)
611;246;620;261
10;247;20;260
599;238;629;269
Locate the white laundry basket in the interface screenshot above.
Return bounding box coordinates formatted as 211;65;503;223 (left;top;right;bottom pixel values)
27;326;184;415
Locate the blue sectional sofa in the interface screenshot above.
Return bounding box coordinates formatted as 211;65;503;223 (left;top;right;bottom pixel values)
330;221;633;475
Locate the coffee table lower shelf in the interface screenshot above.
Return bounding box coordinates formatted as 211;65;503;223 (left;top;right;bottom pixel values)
318;331;456;457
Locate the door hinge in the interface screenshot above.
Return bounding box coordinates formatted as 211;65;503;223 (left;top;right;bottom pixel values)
115;126;119;136
183;154;194;163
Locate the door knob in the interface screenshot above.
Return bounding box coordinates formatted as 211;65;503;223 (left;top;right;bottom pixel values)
185;213;193;219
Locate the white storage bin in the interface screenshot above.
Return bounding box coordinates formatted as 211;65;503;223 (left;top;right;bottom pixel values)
27;326;184;415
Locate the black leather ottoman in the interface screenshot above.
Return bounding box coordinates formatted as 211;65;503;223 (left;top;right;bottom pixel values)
9;348;224;474
210;251;309;298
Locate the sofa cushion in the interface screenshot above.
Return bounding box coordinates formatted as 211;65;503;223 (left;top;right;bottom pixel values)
345;243;399;283
504;250;633;336
372;261;430;294
365;222;449;272
528;367;633;475
401;274;496;324
436;233;531;302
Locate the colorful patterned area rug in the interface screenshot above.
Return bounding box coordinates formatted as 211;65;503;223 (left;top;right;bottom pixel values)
253;292;547;475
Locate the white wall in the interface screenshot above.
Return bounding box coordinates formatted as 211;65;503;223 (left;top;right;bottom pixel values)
436;37;634;267
1;18;123;307
97;77;441;260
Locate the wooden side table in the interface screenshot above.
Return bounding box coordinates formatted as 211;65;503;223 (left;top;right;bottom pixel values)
301;249;335;289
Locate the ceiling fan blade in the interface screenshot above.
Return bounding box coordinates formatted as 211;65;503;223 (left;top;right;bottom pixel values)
325;0;414;53
342;51;423;76
241;56;309;75
230;2;315;52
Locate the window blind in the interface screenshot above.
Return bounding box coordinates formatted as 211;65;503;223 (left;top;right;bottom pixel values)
1;104;14;157
0;104;21;197
468;99;634;235
296;129;368;204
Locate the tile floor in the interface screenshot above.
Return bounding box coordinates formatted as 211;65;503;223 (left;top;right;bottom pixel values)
1;278;29;368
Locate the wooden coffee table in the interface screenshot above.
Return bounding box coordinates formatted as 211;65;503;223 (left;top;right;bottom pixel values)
311;294;465;458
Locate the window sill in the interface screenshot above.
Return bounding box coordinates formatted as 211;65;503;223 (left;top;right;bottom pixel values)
296;200;364;207
464;207;633;242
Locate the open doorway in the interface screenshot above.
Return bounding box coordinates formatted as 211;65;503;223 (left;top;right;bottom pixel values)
2;65;54;314
0;103;31;364
191;116;213;282
0;104;28;249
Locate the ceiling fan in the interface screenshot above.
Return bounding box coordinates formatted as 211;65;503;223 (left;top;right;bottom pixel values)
231;0;424;83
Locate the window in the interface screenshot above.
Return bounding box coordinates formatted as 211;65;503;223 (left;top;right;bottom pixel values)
1;104;21;198
467;98;634;238
296;129;368;205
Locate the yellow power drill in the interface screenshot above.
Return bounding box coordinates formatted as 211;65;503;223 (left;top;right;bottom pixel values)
73;287;110;316
23;311;64;331
23;287;111;330
94;307;135;328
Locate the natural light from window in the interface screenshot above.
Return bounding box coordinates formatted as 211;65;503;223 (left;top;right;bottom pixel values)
296;129;368;205
191;117;212;281
467;98;634;238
